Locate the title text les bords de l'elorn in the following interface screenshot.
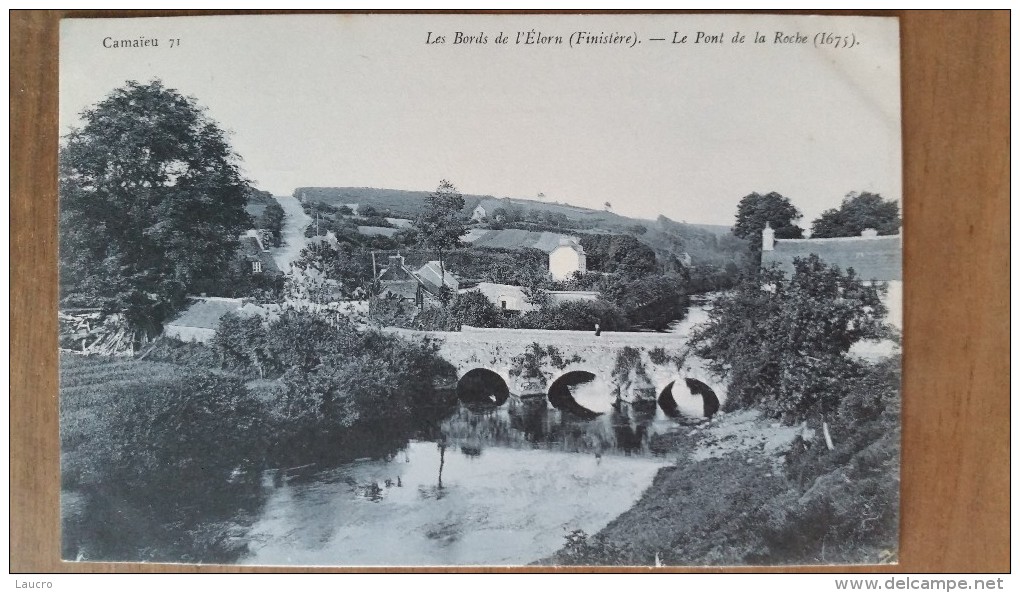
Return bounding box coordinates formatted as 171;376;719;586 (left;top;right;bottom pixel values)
425;30;816;47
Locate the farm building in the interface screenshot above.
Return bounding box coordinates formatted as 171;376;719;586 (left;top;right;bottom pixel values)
238;230;281;277
462;229;588;281
463;283;601;313
547;290;600;306
416;261;460;294
377;255;459;307
470;203;489;222
466;283;536;313
163;297;268;344
761;223;902;328
548;237;587;281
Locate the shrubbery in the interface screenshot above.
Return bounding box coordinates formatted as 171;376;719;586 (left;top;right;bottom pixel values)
750;356;901;564
211;308;457;462
60;356;269;561
62;306;460;560
691;255;892;421
673;254;901;563
511;299;631;332
61;358;267;494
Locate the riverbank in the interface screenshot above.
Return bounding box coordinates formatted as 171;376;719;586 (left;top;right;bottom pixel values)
544;407;899;566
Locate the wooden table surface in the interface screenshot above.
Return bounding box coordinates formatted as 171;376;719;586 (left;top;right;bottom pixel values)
10;10;1010;573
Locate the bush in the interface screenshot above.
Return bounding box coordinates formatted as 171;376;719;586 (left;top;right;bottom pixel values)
690;255;891;421
60;355;270;562
259;200;286;247
452;290;503;328
611;275;689;330
612;346;651;385
578;234;657;278
210;308;457;463
61;360;267;494
139;336;219;368
558;529;635;566
512;299;630;331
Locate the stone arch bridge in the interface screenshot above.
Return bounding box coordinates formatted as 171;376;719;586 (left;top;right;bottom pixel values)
389;326;726;418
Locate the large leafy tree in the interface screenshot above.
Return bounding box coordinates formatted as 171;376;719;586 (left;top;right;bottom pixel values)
288;242;372;302
732;191;804;258
414;179;466;291
690;255;891;421
59;79;251;331
811;191;901;238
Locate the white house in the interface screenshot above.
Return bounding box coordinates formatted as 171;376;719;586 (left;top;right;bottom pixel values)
470;204;488;222
463;283;600;313
548;237;587;281
464;283;537;313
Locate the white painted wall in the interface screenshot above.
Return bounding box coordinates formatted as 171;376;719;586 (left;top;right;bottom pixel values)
549;246;586;281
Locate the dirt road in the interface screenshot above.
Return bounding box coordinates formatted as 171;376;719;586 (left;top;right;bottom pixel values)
271;194;312;272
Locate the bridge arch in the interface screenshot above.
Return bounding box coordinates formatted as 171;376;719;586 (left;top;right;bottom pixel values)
457;368;510;406
547;369;614;418
657;376;722;420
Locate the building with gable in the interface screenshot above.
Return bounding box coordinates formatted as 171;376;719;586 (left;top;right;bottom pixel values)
163;296;269;344
547;236;587;281
238;229;281;277
461;228;588;281
376;254;459;308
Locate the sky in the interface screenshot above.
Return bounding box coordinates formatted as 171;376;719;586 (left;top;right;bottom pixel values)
60;14;902;226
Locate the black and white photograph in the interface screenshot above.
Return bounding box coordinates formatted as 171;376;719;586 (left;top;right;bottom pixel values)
58;13;902;567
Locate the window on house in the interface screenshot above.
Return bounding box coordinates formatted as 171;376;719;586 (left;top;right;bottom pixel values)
501;300;507;310
252;260;262;274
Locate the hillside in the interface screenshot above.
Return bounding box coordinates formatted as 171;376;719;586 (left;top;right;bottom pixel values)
294;187;496;219
294;186;747;284
294;186;641;228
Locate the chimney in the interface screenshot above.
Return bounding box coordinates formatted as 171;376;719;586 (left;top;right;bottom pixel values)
388;254;404;268
762;222;775;251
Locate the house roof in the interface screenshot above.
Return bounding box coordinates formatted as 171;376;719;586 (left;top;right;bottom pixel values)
165;297;266;330
416;261;459;292
468;282;528;301
762;234;901;281
238;236;281;275
377;257;419;282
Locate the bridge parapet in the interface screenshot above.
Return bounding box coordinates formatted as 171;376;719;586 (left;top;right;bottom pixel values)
391;326;726;412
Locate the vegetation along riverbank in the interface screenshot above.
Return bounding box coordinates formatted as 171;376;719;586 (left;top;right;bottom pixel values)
546;255;900;566
60;310;458;562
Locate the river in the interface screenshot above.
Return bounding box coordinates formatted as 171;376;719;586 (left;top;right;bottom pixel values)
64;298;719;565
241;401;677;566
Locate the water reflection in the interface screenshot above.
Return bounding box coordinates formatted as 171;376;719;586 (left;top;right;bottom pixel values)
441;396;676;457
548;371;601;419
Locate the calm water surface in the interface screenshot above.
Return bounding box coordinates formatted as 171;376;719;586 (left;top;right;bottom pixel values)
243;402;677;566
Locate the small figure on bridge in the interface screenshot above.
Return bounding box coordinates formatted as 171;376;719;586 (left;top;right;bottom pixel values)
594;323;602;337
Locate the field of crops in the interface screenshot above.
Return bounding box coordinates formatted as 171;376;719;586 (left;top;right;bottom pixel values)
59;355;207;481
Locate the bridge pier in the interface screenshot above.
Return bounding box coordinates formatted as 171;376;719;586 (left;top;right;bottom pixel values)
436;328;726;418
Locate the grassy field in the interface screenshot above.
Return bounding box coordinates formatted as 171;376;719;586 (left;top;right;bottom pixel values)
60;354;267;562
294;186;492;219
60;357;196;465
294;186;654;229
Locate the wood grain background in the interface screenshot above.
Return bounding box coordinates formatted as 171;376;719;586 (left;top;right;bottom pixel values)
10;10;1010;573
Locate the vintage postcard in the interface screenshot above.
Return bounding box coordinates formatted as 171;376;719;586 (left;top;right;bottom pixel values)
58;13;902;566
